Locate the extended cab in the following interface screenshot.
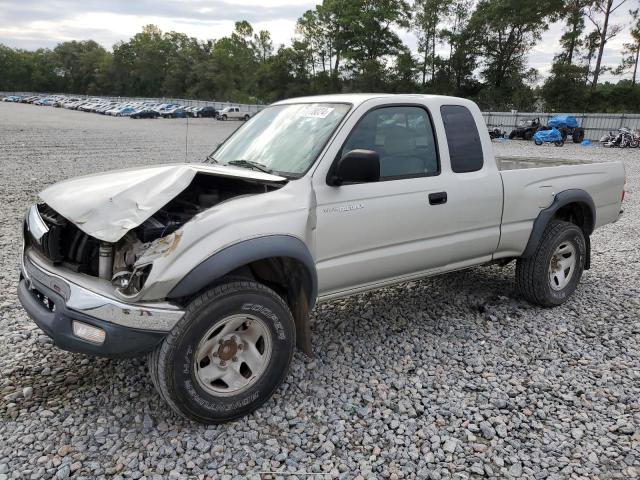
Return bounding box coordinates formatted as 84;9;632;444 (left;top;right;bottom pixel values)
18;94;625;423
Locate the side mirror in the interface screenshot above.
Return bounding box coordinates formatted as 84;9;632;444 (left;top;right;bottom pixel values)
329;149;380;186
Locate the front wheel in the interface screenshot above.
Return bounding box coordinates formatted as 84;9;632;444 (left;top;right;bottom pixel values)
515;220;586;307
534;138;543;145
149;280;296;424
554;140;564;147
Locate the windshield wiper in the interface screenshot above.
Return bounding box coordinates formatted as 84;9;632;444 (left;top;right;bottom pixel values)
227;159;272;174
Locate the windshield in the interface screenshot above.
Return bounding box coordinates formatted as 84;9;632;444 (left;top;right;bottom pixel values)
208;103;351;177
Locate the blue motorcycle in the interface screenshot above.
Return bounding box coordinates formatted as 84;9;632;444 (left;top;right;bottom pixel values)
533;127;565;147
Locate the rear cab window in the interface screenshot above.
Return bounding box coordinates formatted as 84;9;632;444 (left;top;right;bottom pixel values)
440;105;483;173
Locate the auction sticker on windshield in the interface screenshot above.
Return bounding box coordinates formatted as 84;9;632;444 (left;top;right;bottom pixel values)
299;106;334;118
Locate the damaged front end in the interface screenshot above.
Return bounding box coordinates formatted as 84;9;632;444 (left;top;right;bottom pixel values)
29;164;287;299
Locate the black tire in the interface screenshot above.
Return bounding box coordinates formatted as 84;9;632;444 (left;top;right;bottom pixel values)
243;114;250;121
509;131;516;139
572;128;585;143
554;140;564;147
221;114;227;121
515;220;586;307
534;138;543;146
149;280;296;424
524;130;533;141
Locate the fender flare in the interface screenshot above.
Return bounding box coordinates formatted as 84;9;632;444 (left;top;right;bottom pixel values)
521;189;595;261
167;235;318;309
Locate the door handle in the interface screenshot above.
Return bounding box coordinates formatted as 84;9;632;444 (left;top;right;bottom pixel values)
428;192;447;205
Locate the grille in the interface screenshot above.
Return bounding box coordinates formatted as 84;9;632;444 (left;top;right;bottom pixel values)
33;204;99;274
35;204;67;261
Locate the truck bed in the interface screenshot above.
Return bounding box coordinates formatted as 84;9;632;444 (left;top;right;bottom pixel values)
496;156;625;259
497;156;593;171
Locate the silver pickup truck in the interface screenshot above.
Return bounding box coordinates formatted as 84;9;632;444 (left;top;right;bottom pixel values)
19;94;625;423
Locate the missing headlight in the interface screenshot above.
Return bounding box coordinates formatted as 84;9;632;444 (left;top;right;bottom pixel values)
112;264;152;297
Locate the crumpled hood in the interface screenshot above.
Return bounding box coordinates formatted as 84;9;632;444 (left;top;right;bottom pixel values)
39;163;286;243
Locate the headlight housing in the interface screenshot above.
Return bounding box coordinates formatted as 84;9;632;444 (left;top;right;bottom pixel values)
112;232;181;297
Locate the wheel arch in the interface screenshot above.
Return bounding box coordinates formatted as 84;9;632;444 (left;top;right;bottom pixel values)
167;235;317;354
521;189;595;268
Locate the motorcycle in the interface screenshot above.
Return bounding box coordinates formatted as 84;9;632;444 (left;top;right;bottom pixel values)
600;131;615;146
488;124;507;140
533;127;564;147
601;127;639;148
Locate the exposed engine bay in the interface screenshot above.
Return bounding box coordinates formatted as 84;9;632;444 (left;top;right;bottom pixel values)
33;173;282;295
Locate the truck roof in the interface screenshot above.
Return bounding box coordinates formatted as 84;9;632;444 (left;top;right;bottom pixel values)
274;93;470;107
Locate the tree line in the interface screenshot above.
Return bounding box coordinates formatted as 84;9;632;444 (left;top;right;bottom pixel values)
1;0;639;112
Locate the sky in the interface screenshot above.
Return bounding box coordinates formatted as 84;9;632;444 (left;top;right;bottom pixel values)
0;0;636;83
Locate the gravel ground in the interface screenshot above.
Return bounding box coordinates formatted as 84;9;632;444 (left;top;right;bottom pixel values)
0;102;639;480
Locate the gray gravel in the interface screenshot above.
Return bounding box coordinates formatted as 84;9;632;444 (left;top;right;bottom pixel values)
1;102;639;479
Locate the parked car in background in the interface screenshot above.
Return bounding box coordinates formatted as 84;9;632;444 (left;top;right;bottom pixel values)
218;106;251;121
195;106;218;118
2;93;264;123
116;106;138;117
130;109;160;119
160;106;187;118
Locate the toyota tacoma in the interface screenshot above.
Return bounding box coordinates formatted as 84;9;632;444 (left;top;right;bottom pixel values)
18;94;626;423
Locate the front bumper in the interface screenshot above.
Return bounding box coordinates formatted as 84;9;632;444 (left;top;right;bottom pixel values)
18;247;184;358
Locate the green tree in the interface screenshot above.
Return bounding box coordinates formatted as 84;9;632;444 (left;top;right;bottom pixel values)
542;62;589;110
254;31;274;63
53;40;110;93
586;0;627;90
614;8;640;85
467;0;562;90
440;0;476;94
0;45;32;90
556;0;589;65
413;0;453;86
582;30;601;83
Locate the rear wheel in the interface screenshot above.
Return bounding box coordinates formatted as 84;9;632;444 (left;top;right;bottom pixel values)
221;114;227;121
524;130;533;141
244;114;250;121
515;220;586;307
149;280;296;424
554;140;564;147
